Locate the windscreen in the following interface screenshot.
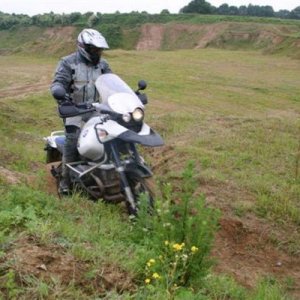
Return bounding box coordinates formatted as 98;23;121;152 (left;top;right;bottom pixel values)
95;73;135;104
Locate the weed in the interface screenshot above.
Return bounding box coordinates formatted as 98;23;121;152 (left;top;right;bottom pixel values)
22;276;50;299
131;161;220;297
200;273;247;299
0;269;22;299
250;276;292;300
256;192;300;225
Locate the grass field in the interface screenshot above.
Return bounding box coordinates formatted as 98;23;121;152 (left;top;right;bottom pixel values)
0;49;299;299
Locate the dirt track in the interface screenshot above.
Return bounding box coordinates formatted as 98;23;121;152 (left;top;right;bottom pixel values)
0;82;50;99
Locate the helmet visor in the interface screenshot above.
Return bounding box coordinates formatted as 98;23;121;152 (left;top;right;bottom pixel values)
84;44;104;55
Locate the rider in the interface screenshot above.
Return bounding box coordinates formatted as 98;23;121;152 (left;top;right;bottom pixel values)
50;28;112;194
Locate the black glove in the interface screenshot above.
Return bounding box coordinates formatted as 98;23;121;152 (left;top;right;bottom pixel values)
58;101;77;118
59;99;73;107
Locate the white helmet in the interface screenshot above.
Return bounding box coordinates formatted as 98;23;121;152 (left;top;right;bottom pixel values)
77;29;109;64
78;28;109;49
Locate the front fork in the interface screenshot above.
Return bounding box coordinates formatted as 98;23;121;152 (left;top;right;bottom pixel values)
110;141;136;212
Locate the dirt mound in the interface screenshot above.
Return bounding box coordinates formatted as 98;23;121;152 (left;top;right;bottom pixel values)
44;26;76;41
136;23;228;50
136;23;226;50
5;237;87;284
0;166;37;187
0;166;22;184
136;23;300;58
2;236;135;296
213;218;300;296
136;24;165;50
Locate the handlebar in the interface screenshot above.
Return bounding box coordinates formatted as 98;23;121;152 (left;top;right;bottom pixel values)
58;102;95;118
58;102;122;119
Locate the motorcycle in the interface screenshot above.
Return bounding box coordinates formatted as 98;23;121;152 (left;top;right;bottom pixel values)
44;73;164;216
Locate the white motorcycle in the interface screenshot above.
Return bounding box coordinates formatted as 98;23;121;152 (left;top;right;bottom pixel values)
44;74;164;215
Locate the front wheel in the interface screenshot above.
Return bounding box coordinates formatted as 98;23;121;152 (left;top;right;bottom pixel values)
127;176;156;216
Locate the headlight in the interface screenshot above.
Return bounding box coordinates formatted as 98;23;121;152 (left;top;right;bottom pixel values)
122;113;131;123
132;108;144;122
96;128;108;139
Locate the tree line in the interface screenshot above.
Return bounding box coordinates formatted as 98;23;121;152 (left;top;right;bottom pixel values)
180;0;300;19
0;11;185;30
0;1;299;31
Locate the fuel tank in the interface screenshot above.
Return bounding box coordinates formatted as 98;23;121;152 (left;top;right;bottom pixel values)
77;116;105;161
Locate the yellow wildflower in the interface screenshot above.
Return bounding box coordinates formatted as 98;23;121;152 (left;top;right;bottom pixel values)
164;240;169;246
146;258;155;268
152;272;161;279
145;278;151;284
191;246;199;253
172;243;185;251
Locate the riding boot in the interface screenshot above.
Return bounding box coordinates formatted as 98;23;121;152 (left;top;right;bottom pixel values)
59;157;71;195
59;128;80;195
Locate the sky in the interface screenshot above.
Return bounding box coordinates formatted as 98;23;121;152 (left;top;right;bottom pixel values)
0;0;298;16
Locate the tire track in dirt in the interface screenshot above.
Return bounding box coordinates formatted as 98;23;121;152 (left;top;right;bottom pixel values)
0;81;50;99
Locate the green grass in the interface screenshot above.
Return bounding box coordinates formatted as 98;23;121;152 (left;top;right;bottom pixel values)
0;49;299;298
0;27;44;50
118;49;300;224
0;92;60;172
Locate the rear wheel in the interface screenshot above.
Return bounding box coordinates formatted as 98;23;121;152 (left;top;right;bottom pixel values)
127;176;156;216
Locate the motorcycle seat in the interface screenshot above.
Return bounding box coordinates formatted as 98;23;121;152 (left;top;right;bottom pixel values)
55;136;65;153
